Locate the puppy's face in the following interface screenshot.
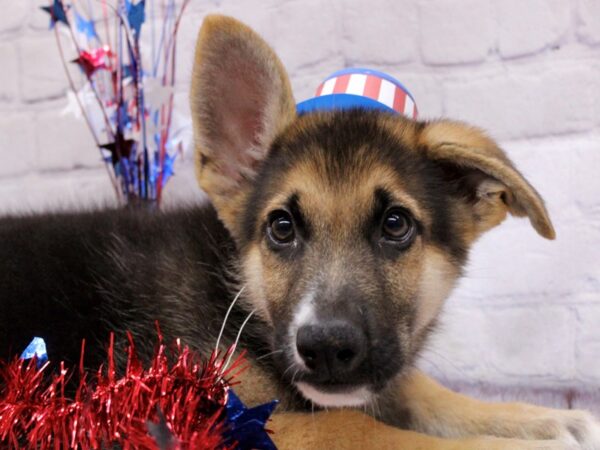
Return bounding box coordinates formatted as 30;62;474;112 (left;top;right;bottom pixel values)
191;15;555;407
239;113;463;405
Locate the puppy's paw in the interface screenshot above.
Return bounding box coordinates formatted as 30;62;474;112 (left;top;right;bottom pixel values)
540;409;600;450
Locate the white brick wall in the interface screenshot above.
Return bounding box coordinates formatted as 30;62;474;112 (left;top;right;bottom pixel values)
1;0;599;393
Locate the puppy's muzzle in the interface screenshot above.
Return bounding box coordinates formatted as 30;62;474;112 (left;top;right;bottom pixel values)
296;320;367;381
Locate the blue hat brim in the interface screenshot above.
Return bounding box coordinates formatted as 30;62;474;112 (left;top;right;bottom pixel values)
296;94;398;116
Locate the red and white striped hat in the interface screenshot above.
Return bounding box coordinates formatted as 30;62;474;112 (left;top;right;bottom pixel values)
296;68;418;119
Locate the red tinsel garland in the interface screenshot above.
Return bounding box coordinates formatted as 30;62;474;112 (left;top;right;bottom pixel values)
0;329;246;449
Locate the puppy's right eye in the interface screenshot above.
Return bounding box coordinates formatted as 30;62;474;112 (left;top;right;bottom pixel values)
268;211;295;245
381;208;416;248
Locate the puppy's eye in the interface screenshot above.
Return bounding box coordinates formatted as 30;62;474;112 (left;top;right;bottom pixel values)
268;211;295;245
382;209;415;244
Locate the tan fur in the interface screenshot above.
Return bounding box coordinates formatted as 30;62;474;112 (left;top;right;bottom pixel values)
414;247;459;335
270;408;565;450
190;14;599;450
391;370;599;446
241;247;270;321
418;120;555;240
230;361;280;406
263;155;428;233
190;15;296;235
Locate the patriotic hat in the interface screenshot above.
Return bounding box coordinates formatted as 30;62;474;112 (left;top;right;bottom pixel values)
296;68;418;119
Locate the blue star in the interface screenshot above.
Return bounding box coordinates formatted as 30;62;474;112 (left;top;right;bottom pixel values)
40;0;70;28
127;0;145;40
160;152;177;186
75;11;98;40
20;337;48;369
115;103;133;131
224;389;278;450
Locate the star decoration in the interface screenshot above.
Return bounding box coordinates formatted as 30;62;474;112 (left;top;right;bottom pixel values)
114;103;133;131
224;389;278;450
127;0;146;40
74;11;99;40
157;153;177;187
71;46;113;78
100;130;136;165
20;337;48;369
40;0;70;28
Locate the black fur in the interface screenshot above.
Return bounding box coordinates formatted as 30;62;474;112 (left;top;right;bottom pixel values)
0;206;270;375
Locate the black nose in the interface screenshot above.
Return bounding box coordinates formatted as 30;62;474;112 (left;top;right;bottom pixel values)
296;321;367;378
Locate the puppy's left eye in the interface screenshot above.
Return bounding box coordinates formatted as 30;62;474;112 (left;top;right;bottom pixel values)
267;210;295;246
382;209;415;244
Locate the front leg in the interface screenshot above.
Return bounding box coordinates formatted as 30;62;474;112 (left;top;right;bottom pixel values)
380;370;600;449
271;410;566;449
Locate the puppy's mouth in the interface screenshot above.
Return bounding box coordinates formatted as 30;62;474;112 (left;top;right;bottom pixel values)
295;381;372;407
272;299;404;407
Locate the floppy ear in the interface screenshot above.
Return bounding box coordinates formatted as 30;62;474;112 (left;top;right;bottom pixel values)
419;120;555;240
190;15;296;232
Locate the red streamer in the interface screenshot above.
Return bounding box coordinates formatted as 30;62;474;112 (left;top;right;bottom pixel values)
0;328;245;449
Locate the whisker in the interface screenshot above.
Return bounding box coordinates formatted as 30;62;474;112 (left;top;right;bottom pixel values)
371;397;381;421
291;367;301;385
224;307;256;370
214;285;245;355
255;349;284;361
282;362;297;379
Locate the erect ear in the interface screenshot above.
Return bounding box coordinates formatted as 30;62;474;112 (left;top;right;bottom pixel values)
190;15;296;233
419;120;555;240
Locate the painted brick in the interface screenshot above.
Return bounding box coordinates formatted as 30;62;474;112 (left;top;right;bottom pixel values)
423;305;577;384
0;170;116;213
460;219;600;300
341;0;417;65
480;306;576;380
35;109;103;171
220;0;341;74
20;35;68;102
576;304;600;381
0;0;29;33
419;0;493;65
495;0;570;58
0;43;19;102
0;113;36;176
503;136;600;215
443;67;595;139
173;10;211;85
577;0;600;45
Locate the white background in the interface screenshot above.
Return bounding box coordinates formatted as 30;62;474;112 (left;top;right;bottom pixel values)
0;0;599;394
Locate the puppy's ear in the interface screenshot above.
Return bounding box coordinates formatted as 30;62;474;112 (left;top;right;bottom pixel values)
190;15;296;231
419;120;555;240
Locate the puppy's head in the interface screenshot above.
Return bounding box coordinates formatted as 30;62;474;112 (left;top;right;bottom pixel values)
191;15;555;407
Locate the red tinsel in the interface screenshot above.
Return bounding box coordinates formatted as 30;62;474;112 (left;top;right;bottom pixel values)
0;328;246;449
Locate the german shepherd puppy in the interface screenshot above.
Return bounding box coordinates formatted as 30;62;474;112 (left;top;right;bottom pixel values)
2;15;599;449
